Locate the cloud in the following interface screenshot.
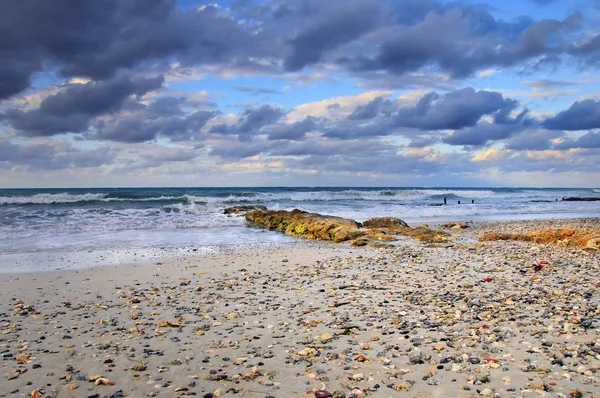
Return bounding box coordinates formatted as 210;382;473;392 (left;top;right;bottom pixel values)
472;148;509;162
542;99;600;130
234;86;282;95
210;105;285;141
522;79;578;89
341;6;582;79
92;109;219;143
267;117;319;140
284;0;384;71
348;97;394;120
504;128;563;150
443;122;520;146
0;1;280;101
392;88;519;130
553;131;600;149
3;75;164;136
0;139;115;170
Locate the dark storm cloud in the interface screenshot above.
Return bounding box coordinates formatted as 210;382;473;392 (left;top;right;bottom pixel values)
0;0;278;101
3;75;164;136
543;99;600;130
341;6;581;79
0;0;596;105
283;0;384;71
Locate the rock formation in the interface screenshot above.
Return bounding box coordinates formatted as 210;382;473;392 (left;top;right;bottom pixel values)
480;228;600;249
244;209;450;245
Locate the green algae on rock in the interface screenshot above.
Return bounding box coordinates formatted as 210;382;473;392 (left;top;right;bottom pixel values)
245;209;450;244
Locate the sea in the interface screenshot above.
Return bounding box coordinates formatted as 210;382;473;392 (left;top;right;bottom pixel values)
1;187;599;272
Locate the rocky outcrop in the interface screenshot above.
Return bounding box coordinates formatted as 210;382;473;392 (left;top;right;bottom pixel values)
245;209;450;245
245;209;362;242
440;222;469;229
362;217;409;228
223;205;267;215
480;228;600;248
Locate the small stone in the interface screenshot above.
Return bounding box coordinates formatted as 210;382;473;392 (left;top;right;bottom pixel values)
314;390;333;398
409;350;423;365
480;388;494;396
320;333;333;342
298;348;319;357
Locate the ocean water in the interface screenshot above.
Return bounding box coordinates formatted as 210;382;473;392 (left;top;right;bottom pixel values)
1;187;599;259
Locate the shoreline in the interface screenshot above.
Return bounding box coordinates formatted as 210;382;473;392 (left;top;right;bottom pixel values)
0;218;598;397
1;216;599;275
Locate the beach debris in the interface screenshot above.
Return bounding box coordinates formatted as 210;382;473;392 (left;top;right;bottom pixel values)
94;377;116;386
30;390;43;398
157;317;184;328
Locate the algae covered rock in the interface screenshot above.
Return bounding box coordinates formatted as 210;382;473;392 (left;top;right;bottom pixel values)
362;217;409;229
245;209;362;242
245;208;450;245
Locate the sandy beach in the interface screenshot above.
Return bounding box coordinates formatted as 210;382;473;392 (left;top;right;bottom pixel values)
1;218;599;398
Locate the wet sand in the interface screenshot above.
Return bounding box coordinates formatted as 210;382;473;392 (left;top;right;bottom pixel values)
1;219;599;398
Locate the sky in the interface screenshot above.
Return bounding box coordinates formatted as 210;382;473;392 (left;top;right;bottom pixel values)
1;0;600;188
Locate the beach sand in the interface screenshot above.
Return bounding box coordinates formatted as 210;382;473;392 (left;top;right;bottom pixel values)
1;219;599;398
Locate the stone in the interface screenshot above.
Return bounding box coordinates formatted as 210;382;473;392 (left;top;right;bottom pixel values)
362;217;409;229
297;347;319;357
586;238;600;249
409;350;423;365
223;205;267;215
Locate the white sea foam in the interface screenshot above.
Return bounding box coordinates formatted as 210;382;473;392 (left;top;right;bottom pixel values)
0;193;108;205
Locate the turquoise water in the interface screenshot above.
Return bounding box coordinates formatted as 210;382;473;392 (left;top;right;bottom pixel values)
1;187;599;254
